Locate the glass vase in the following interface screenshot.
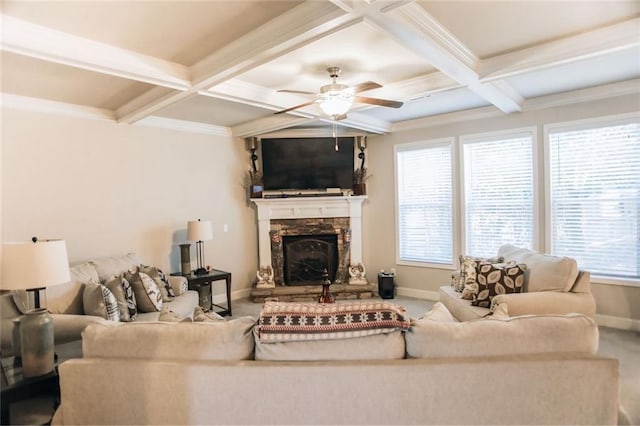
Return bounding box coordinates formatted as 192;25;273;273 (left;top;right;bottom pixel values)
20;308;54;377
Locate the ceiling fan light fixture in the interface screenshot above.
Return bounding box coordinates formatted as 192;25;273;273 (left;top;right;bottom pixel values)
319;91;353;117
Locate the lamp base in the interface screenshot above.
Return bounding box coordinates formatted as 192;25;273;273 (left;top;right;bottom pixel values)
194;267;208;276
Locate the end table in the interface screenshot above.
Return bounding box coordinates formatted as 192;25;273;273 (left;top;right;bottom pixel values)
171;269;232;316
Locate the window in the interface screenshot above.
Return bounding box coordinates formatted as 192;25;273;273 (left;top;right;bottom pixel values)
396;140;453;265
462;129;536;257
547;116;640;280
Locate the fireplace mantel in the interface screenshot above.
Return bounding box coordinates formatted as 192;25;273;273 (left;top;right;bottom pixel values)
251;196;367;282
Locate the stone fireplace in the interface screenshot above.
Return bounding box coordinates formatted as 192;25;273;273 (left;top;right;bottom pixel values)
250;196;375;302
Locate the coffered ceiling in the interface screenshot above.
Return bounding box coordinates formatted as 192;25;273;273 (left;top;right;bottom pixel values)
1;1;639;138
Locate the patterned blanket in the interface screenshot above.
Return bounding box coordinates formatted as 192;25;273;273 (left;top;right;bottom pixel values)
257;301;410;342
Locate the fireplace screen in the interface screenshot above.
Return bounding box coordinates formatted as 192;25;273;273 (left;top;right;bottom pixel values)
283;234;338;285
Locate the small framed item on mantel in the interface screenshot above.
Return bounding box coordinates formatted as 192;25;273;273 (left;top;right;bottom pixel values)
250;183;263;199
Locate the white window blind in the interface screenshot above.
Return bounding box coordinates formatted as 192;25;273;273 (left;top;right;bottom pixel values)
463;133;535;257
549;120;640;279
396;142;453;264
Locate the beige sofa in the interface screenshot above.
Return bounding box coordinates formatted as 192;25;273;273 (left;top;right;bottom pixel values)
0;253;198;356
52;307;620;425
441;244;597;321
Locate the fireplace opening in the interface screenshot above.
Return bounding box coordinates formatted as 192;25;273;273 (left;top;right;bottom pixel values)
283;234;338;285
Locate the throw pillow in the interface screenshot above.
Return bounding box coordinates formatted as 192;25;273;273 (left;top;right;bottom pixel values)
104;274;138;321
471;262;526;308
124;270;163;313
458;254;505;292
193;305;225;322
83;281;120;322
139;265;173;302
158;305;192;322
419;302;455;322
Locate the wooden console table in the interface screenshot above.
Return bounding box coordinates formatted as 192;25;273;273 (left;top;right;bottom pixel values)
171;269;232;316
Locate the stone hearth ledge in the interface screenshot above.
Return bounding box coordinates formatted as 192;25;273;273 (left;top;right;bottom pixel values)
251;283;377;303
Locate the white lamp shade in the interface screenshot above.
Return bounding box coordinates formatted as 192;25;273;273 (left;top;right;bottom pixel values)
320;95;352;116
1;239;70;290
187;220;213;242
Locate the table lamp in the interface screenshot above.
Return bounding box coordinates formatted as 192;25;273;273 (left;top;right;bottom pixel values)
187;219;213;275
1;238;70;377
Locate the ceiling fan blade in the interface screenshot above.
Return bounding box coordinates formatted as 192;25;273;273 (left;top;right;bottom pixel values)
354;96;403;108
277;89;317;96
351;81;382;93
274;100;317;114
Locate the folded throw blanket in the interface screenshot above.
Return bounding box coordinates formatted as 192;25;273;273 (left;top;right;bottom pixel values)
258;301;410;342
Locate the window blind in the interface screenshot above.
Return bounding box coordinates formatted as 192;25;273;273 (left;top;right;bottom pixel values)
463;134;535;257
397;143;453;264
549;121;640;279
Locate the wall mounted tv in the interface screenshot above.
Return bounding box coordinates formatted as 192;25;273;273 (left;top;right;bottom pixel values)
261;137;354;191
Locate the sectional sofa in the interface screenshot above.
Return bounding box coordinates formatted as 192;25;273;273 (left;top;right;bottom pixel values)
52;302;620;425
0;253;198;356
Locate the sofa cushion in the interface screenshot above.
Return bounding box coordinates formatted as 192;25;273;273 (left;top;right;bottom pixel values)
92;253;141;283
439;286;488;321
194;305;225;322
82;318;256;361
405;312;598;358
83;281;120;322
254;327;405;361
124;271;163;313
472;262;526;308
420;301;456;322
498;244;578;292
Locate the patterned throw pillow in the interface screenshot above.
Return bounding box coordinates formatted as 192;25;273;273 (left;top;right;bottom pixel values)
124;270;163;313
459;255;505;288
158;305;192;322
471;262;526;308
193;305;225;322
139;265;174;301
83;281;120;322
104;274;136;322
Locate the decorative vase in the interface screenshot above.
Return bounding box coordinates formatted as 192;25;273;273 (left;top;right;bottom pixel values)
318;270;335;304
20;308;54;377
180;243;191;275
353;183;366;196
12;317;22;360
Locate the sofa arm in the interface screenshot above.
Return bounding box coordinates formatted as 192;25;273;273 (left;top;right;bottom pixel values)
168;276;188;296
492;291;596;317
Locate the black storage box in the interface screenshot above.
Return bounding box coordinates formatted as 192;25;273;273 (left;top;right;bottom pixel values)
378;272;396;299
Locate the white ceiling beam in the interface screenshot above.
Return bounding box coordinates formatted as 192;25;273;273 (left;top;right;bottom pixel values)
368;3;522;113
118;1;358;124
1;93;115;121
480;18;640;82
0;14;190;90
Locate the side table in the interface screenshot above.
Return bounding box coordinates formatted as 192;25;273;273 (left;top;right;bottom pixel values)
1;341;82;425
171;269;232;316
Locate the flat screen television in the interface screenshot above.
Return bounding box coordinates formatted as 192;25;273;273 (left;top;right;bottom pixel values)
261;137;354;191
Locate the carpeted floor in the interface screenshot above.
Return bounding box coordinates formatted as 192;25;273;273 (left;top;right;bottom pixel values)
9;295;639;425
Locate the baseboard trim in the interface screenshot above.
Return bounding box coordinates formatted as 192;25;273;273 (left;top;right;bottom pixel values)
396;287;439;301
595;313;640;332
213;288;252;305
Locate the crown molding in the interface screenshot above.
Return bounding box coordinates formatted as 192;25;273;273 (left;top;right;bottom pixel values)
1;93;115;121
0;14;190;90
232;115;313;138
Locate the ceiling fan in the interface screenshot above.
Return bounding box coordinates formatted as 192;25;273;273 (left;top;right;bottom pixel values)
274;66;403;120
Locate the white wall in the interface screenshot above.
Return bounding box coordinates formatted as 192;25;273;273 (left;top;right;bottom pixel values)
1;108;258;298
362;93;640;322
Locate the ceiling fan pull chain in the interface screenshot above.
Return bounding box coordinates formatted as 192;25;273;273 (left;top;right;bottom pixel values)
333;120;339;151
